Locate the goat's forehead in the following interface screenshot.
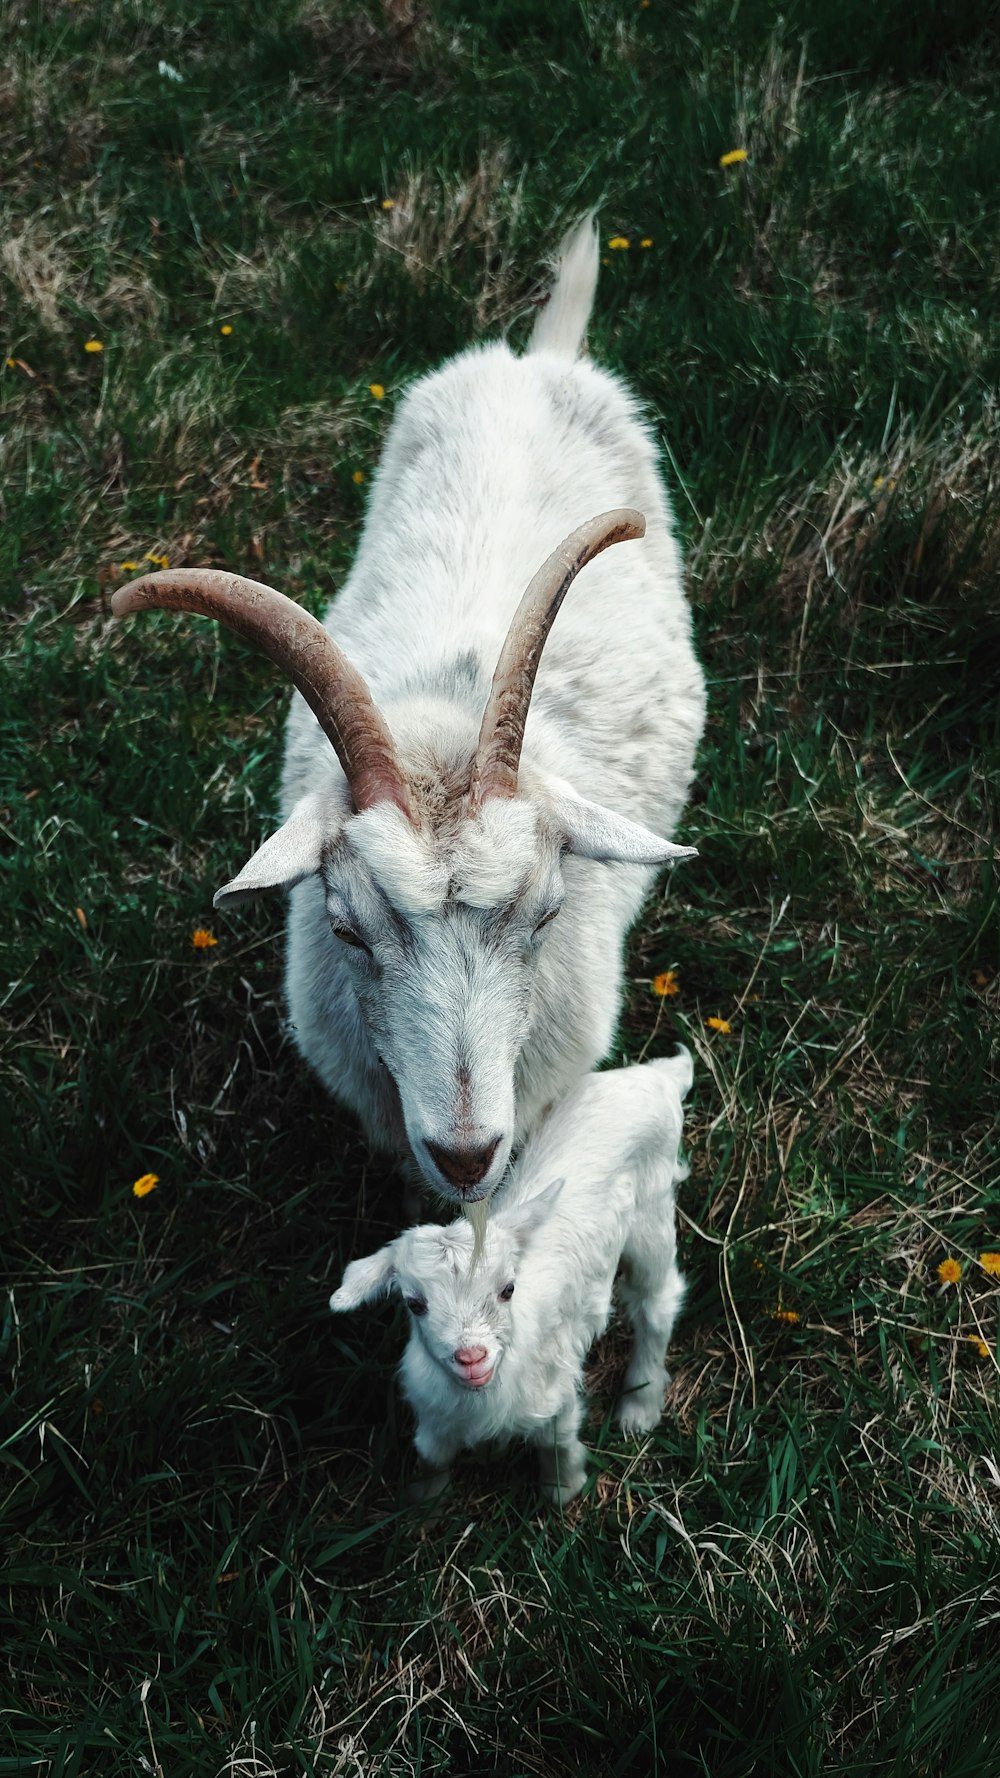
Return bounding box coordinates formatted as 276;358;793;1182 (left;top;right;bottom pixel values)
346;800;543;915
401;1222;510;1287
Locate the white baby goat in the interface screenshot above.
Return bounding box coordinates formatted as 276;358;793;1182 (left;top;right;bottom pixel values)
112;218;706;1203
331;1050;692;1505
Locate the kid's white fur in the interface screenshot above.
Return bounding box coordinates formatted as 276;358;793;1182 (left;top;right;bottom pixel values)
330;1051;693;1506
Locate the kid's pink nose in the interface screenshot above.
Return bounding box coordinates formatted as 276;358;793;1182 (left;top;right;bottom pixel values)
454;1346;488;1366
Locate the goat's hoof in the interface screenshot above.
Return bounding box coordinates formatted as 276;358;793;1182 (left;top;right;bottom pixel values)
406;1468;451;1506
614;1397;663;1437
540;1476;584;1508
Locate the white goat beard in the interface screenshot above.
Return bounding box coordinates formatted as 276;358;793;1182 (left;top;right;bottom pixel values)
463;1196;490;1268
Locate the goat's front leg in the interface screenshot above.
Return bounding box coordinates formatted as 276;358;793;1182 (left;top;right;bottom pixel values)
407;1420;459;1504
533;1396;588;1506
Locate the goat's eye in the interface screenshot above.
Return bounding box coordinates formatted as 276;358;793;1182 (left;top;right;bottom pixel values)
498;1282;515;1302
331;922;371;954
533;907;560;937
405;1296;427;1317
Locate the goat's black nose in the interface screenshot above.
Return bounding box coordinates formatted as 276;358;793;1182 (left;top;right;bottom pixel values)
426;1137;501;1189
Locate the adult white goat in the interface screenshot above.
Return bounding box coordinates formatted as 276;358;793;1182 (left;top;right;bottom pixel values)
112;218;706;1201
331;1050;693;1505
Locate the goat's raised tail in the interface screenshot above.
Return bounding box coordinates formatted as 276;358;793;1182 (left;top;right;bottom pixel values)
528;215;600;360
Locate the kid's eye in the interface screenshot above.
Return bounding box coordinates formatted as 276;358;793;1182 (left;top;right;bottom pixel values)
331;922;371;954
498;1282;515;1302
405;1296;427;1317
533;907;560;937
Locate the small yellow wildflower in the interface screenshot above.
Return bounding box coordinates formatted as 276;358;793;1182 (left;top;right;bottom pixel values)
772;1308;800;1325
145;552;169;569
640;237;653;248
369;383;385;400
937;1257;962;1285
979;1252;1000;1277
132;1173;159;1198
120;561;139;571
705;1016;731;1034
968;1336;990;1358
607;236;630;250
872;476;896;492
972;968;990;987
381;197;396;210
352;469;365;484
719;149;748;168
5;357;14;368
84;339;104;353
220;323;233;336
191;928;218;949
651;970;680;998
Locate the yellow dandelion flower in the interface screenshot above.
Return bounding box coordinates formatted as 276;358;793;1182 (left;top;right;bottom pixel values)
979;1252;1000;1277
705;1016;731;1034
640;237;653;248
651;970;680;997
144;552;169;569
607;236;630;250
937;1256;962;1285
719;149;748;168
84;339;104;353
368;383;385;400
5;357;15;368
772;1308;800;1325
132;1172;159;1198
220;323;233;336
381;197;396;210
968;1335;990;1358
191;928;218;949
352;469;365;484
119;561;139;571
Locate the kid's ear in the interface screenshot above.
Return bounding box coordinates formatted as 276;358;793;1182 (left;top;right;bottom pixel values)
503;1176;565;1254
329;1244;398;1312
214;792;339;909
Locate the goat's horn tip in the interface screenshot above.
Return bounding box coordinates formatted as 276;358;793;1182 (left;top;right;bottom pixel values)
111;573;167;617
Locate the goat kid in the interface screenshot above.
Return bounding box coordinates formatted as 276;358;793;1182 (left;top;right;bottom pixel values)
112;219;706;1203
331;1050;692;1505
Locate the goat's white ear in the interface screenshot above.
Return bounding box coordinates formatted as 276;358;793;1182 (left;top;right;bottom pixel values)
329;1245;398;1313
550;789;698;868
502;1176;565;1253
214;794;332;908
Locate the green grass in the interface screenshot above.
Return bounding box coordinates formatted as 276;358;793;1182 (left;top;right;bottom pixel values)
3;1;999;1772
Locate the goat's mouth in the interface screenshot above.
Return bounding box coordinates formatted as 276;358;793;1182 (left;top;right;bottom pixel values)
420;1133;508;1199
454;1361;495;1389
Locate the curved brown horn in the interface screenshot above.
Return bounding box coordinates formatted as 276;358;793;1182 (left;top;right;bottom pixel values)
111;569;413;818
468;508;646;809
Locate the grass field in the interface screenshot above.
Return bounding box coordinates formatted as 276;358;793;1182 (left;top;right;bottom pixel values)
3;1;1000;1772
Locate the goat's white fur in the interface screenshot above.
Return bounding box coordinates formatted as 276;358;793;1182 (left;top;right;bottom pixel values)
330;1051;693;1505
221;217;706;1200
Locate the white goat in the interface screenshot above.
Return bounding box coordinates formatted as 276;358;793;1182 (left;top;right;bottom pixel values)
331;1050;692;1505
112;219;706;1202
